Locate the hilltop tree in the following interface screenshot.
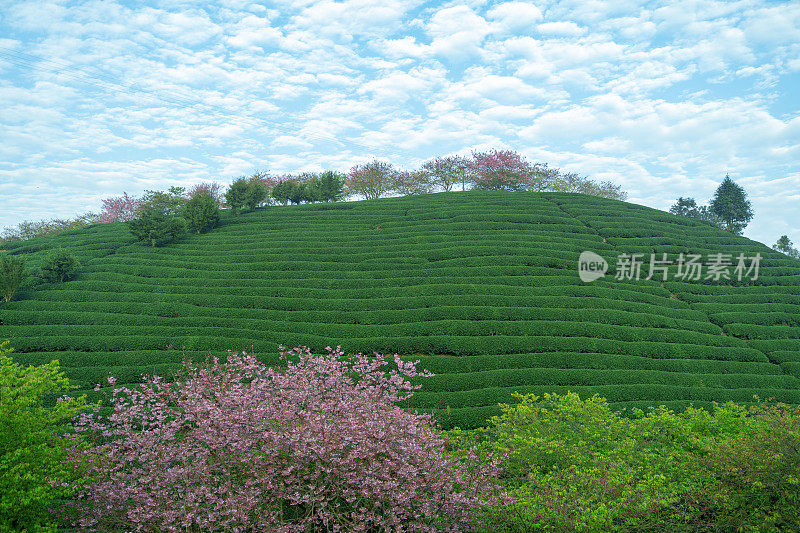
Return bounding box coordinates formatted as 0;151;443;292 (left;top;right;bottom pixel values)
40;248;80;283
289;182;314;205
393;169;434;196
346;160;394;200
141;187;187;216
127;207;187;247
773;235;800;259
224;178;250;213
99;192;142;223
422;155;470;192
313;170;346;202
709;175;753;234
244;180;268;210
271;179;296;206
670;197;724;229
469;149;549;192
187;182;225;206
1;254;28;302
183;192;220;234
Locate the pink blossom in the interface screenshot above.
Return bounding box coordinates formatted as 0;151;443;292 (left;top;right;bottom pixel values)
67;347;505;531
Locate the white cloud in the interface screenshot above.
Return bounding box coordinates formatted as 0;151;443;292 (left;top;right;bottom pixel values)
0;0;797;247
487;2;543;32
537;21;587;37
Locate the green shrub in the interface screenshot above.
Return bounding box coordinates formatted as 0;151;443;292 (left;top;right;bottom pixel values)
451;393;800;532
0;340;93;531
40;248;80;283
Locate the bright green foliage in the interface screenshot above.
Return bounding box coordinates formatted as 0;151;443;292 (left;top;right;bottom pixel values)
40;248;80;283
0;340;92;532
271;180;296;205
182;192;220;234
709;175;754;234
140;186;186;215
452;392;800;532
127;207;188;247
313;170;346;202
773;235;800;259
669;197;724;229
244;180;268;210
224;178;250;213
289;183;314;205
1;254;28;303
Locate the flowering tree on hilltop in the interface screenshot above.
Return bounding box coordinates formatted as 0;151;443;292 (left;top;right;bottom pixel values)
393;169;434;196
99;192;142;223
69;346;504;532
187;181;225;206
469;150;551;192
346;160;395;200
423;155;471;192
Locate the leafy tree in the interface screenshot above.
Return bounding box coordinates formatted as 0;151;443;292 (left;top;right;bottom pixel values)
0;254;27;303
40;248;80;283
422;155;470;192
288;183;314;205
224;178;250;214
127;207;187;247
710;174;754;234
71;347;503;531
312;170;345;202
670;197;700;217
346;160;394;200
140;187;187;215
244;180;268;210
182;192;220;234
669;197;725;229
0;341;92;532
271;180;296;206
773;235;800;259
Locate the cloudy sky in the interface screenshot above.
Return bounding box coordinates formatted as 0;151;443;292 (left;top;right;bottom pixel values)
0;0;798;247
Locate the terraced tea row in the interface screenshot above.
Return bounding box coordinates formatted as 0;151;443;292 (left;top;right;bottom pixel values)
2;191;799;428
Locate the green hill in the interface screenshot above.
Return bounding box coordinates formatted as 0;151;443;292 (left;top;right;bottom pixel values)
2;191;799;428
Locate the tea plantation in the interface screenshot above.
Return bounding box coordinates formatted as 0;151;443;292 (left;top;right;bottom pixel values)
2;191;799;428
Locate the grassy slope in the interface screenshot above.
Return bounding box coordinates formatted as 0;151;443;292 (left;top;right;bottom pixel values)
2;191;799;428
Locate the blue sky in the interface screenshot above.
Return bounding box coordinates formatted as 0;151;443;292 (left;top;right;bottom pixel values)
0;0;798;247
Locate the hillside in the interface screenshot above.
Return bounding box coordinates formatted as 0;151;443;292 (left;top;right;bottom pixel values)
2;191;800;428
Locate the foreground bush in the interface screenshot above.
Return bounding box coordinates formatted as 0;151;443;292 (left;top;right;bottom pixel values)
71;347;504;532
0;340;91;532
451;392;800;532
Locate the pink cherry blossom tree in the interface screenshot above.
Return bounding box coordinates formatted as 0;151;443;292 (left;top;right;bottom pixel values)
99;192;142;223
468;150;550;192
346;160;395;200
68;347;504;532
187;182;225;207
